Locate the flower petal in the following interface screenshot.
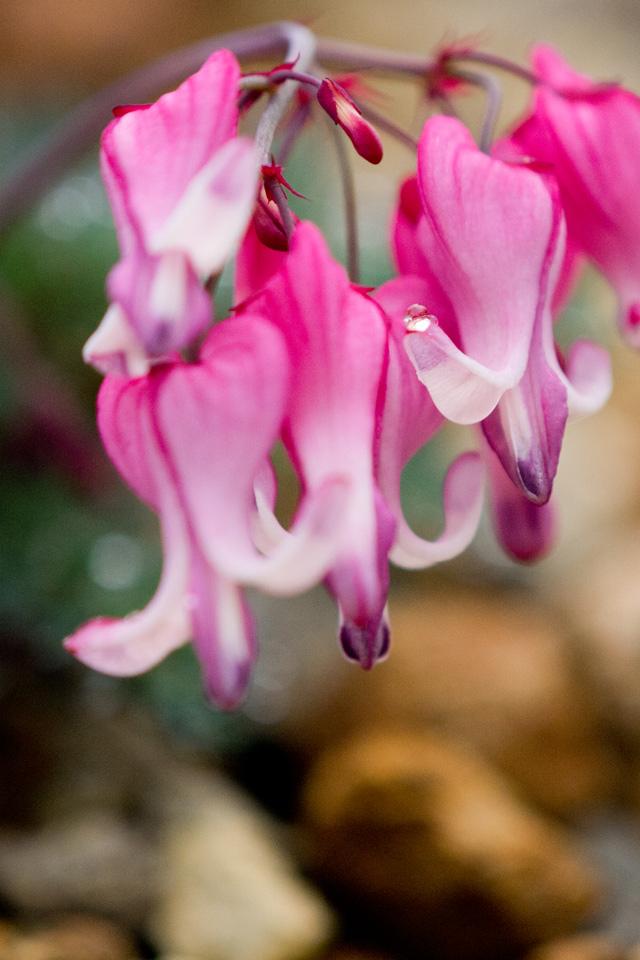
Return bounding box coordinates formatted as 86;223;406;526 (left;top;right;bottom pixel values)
402;116;559;423
148;136;259;278
510;45;640;348
187;538;256;710
107;247;212;356
83;303;151;378
484;441;557;562
389;452;485;568
252;222;395;667
101;49;243;251
64;414;191;674
154;315;349;594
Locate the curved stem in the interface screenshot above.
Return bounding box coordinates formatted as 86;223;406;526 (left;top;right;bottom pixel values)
450;50;538;86
356;101;419;152
315;37;433;75
253;36;317;164
452;68;502;152
324;117;359;283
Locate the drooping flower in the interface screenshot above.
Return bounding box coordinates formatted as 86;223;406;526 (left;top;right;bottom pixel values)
373;278;485;570
507;45;640;348
239;221;394;667
390;115;611;557
85;50;259;376
237;220;484;665
66;316;348;709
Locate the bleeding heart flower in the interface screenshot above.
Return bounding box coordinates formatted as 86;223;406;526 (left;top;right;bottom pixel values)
85;50;259;376
507;45;640;349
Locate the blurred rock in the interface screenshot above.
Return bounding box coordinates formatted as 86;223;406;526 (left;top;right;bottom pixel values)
525;935;627;960
0;814;158;924
544;528;640;746
290;588;621;816
303;729;603;960
150;764;335;960
577;814;640;947
0;915;138;960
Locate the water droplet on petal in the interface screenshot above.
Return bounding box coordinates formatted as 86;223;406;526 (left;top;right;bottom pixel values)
403;303;438;333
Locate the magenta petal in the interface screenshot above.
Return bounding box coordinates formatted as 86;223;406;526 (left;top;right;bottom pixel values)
403;116;559;423
511;45;640;348
481;325;568;504
64;479;191;675
235;218;288;304
83;304;151;378
101;50;242;251
252;222;395;661
485;442;557;562
374;281;483;566
340;605;391;668
188;539;256;710
148;136;259;278
328;488;396;669
107;248;212;356
155;315;348;593
390;452;485;568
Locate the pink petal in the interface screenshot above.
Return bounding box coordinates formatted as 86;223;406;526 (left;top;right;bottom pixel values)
481;309;568;504
101;50;242;251
107;247;212;356
235;218;288;304
374;278;484;567
404;116;560;423
187;539;256;710
484;441;557;562
148;136;259;278
64;409;191;674
83;303;151;378
155;315;349;593
251;222;395;667
389;452;485;568
511;45;640;347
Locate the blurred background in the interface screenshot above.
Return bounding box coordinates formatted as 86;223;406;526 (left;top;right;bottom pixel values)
2;1;640;959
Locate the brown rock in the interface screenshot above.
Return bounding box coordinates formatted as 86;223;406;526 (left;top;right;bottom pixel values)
0;814;159;924
294;587;621;816
0;915;137;960
150;759;335;960
303;729;603;960
525;934;627;960
545;528;640;745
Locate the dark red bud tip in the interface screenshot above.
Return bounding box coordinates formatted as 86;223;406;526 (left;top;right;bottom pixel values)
317;78;383;164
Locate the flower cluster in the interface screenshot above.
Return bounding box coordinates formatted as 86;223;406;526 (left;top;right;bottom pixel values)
63;36;637;708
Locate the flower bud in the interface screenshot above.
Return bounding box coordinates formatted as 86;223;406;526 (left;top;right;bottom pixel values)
317;78;383;164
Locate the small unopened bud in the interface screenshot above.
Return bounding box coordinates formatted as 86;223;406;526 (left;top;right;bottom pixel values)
317;79;383;164
253;193;290;252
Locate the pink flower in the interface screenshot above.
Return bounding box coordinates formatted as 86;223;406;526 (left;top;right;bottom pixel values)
66;316;347;709
85;50;259;376
239;221;484;664
508;45;640;348
373;277;485;570
390;115;610;558
241;222;393;667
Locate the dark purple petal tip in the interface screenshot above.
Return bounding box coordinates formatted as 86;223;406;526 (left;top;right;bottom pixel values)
516;458;552;505
339;616;391;670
